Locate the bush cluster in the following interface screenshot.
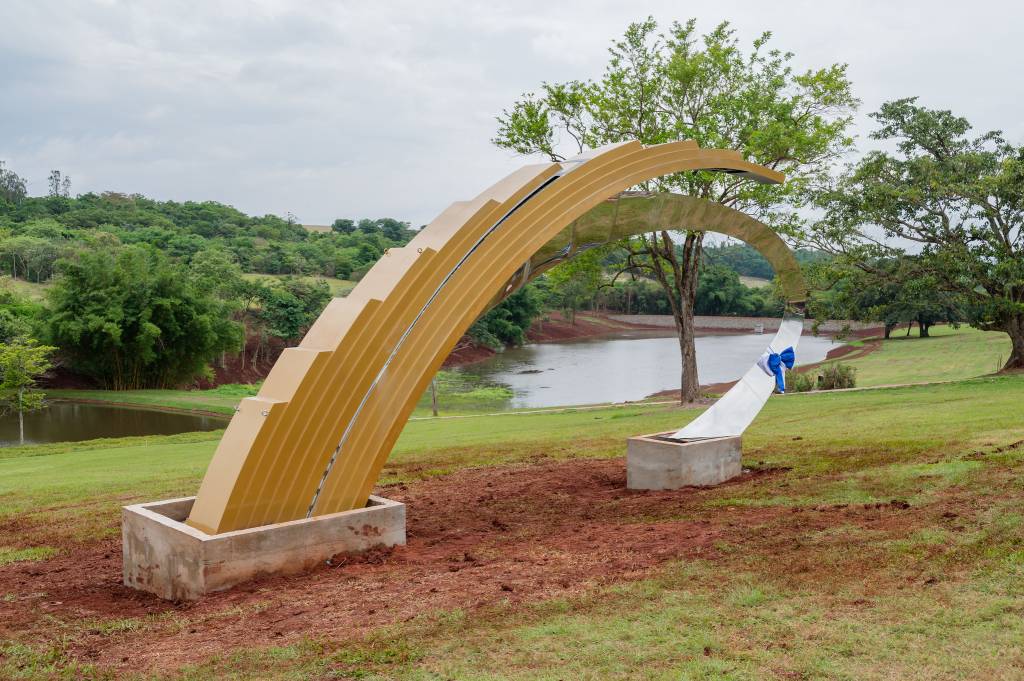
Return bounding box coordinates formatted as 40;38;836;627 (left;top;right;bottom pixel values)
787;363;857;393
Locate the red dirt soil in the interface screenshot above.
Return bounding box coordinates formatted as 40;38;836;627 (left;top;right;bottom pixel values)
0;457;925;675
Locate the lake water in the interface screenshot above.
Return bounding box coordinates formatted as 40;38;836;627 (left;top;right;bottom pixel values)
0;331;839;445
456;330;840;408
0;401;227;447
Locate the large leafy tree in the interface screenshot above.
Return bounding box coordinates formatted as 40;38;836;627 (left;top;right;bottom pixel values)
46;246;243;389
810;99;1024;368
493;18;856;401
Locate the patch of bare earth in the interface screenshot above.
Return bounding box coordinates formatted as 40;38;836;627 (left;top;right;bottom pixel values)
0;458;939;674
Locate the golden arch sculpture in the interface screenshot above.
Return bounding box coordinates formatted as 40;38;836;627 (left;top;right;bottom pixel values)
187;141;800;534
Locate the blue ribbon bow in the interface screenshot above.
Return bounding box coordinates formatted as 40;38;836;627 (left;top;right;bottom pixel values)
767;346;796;393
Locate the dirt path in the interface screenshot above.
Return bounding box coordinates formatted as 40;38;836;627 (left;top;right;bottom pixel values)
0;457;929;675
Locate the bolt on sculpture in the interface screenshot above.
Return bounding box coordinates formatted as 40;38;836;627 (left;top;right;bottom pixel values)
123;140;807;600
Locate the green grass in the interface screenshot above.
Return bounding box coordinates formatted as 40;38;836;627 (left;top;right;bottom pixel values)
0;276;50;302
2;375;1024;678
0;546;58;566
840;325;1010;387
4;326;1024;679
46;385;251;416
4;376;1023;540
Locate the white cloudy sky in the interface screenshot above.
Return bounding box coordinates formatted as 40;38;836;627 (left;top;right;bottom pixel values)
2;0;1022;226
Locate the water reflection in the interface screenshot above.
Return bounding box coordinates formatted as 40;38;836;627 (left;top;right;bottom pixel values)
0;401;227;447
456;330;838;408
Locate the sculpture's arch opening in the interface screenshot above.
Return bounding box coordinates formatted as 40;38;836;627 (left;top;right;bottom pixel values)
187;141;802;534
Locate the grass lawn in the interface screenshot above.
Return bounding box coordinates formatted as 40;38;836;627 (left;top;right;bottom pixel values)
2;373;1024;678
46;385;250;416
839;325;1011;387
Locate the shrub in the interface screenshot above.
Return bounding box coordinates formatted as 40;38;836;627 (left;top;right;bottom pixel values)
786;363;857;392
787;371;817;393
819;362;857;390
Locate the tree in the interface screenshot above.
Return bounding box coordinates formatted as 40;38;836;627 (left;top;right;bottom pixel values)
694;264;779;317
0;161;27;205
47;170;71;198
545;248;604;324
704;242;774;279
810;99;1024;368
257;277;332;343
468;286;543;349
331;218;356;234
46;246;242;389
189;248;245;302
809;258;960;339
0;285;41;345
0;338;54;445
375;218;411;241
494;18;856;401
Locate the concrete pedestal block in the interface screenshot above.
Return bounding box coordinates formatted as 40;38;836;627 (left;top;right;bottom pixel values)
122;495;405;601
627;433;741;490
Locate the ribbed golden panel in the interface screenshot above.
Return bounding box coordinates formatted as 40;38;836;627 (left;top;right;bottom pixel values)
187;141;786;534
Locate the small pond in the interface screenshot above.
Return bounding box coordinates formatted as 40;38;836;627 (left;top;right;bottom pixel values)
0;401;227;447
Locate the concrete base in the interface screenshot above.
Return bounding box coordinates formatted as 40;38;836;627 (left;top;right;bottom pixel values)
122;495;405;601
627;433;741;490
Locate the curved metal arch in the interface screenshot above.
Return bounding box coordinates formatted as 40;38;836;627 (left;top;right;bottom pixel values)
491;190;807;310
187;141;788;534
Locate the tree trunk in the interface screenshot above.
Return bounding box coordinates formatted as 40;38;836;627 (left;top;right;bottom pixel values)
18;387;24;445
1004;315;1024;370
905;322;913;337
676;306;699;403
884;322;896;339
639;230;703;404
918;319;931;337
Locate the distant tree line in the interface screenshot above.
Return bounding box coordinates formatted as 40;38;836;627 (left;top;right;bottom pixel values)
0;168;421;388
0;186;416;281
704;242;830;281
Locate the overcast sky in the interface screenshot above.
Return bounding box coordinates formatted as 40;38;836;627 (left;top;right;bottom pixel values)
2;0;1022;227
